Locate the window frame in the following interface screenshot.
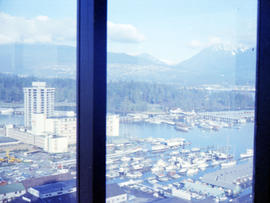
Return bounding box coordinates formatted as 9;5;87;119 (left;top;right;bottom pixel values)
253;0;270;202
77;0;107;202
76;0;270;202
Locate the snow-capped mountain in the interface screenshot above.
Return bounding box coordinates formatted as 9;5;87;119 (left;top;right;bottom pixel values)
0;43;256;86
172;45;256;85
108;44;256;85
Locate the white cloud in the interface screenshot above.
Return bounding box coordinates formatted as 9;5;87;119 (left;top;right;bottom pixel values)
0;14;143;45
108;21;145;43
0;12;76;45
189;40;203;48
208;37;222;45
36;16;49;21
189;37;251;52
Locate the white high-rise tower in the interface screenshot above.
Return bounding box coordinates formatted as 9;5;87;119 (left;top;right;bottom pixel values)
24;82;55;128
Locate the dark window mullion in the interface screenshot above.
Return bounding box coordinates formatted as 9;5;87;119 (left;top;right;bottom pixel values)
77;0;107;202
254;0;270;202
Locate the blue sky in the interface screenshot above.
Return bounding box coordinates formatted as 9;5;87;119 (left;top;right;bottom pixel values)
0;0;257;64
108;0;257;63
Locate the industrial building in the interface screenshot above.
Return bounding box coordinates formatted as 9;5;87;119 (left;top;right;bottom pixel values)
0;183;26;202
22;173;75;190
28;179;76;199
0;136;19;147
30;113;76;145
106;184;127;203
45;116;76;145
201;161;253;196
5;126;68;153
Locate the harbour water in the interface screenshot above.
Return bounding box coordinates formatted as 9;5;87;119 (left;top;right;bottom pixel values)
106;120;255;202
120;122;254;160
0;114;24;126
0;113;255;202
0;114;255;160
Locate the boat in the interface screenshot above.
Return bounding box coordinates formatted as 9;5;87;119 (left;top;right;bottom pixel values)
187;168;199;176
166;140;184;148
181;161;192;168
221;160;236;168
198;122;213;130
212;160;220;166
148;179;158;185
180;149;190;154
165;165;176;172
106;171;119;178
170;173;181;179
240;149;253;159
132;164;144;170
151;166;163;173
198;163;208;170
152;145;168;153
170;151;179;155
175;123;189;132
216;152;230;160
191;147;200;152
126;171;142;179
158;176;169;182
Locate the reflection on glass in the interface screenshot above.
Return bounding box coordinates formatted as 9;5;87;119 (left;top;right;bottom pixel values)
0;1;76;202
107;0;256;202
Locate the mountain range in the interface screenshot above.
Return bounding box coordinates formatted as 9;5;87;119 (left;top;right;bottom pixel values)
0;43;256;86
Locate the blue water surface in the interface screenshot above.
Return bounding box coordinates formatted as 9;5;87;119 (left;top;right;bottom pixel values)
120;122;254;159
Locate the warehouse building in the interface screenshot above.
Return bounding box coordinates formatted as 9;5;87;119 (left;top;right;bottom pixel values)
0;183;26;202
28;179;76;199
201;161;253;196
106;184;127;203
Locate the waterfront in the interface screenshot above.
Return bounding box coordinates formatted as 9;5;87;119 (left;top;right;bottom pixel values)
0;112;254;202
0;114;24;126
0;112;255;160
120;122;254;159
106;119;254;202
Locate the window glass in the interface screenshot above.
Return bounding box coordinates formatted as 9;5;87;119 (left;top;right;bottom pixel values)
106;1;256;202
0;1;76;202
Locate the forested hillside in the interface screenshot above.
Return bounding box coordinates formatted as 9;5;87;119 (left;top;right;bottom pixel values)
0;74;76;103
107;81;255;113
0;74;254;113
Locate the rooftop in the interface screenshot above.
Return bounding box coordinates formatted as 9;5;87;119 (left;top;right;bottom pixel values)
201;161;253;191
0;136;18;143
153;197;190;203
0;183;25;194
31;179;76;194
32;82;46;87
106;183;126;198
183;181;224;197
22;173;75;189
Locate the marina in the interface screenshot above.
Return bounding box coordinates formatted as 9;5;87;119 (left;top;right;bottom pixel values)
0;111;254;202
106;115;254;202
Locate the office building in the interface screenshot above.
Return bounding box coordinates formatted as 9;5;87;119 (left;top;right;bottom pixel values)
24;82;55;129
46;116;77;145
